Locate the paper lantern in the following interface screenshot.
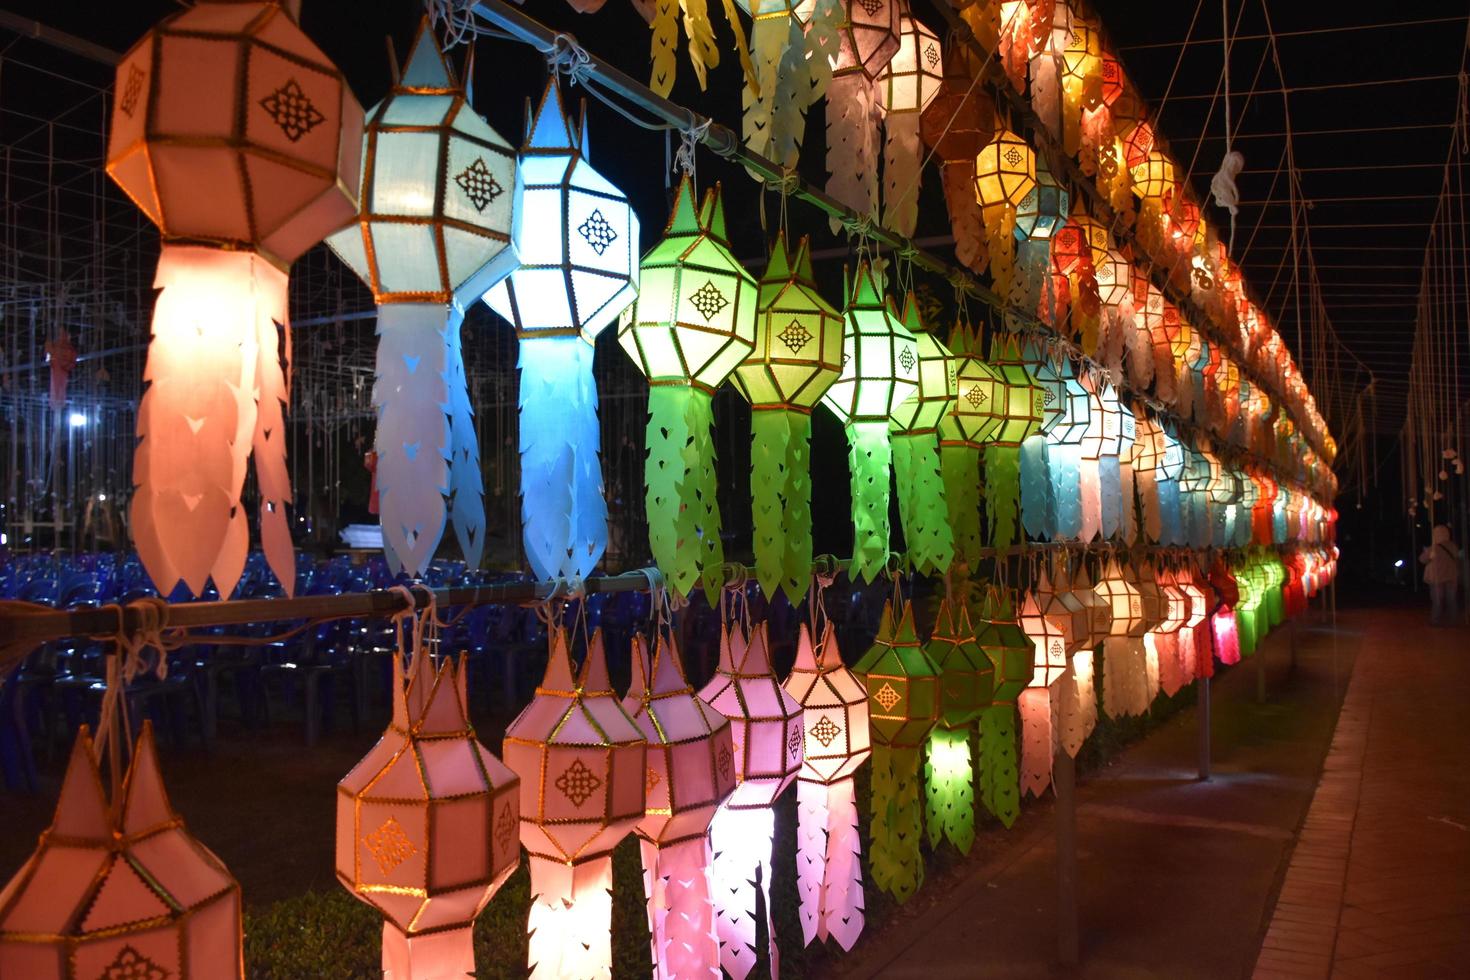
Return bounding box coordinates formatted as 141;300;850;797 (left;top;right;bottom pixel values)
483;79;638;581
974;128;1038;295
1017;590;1068;796
619;177;757;599
1059;562;1106;754
1133;562;1169;701
739;0;815;170
987;335;1045;549
924;600;992;853
824;0;902;223
624;632;735;980
1034;352;1091;539
974;589;1034;827
337;640;519;977
731;234;842;602
921;54;997;274
1095;558;1150;717
784;621;871;950
819;261;920;581
0;725;242;978
877;13;943;235
1014;163;1070;241
1052;214;1102;351
504;629;646;980
108;0;363;598
855;599;939;901
327;23;518;575
889;298;956;575
700;622;803;979
939;321;1006;569
1058;2;1102;155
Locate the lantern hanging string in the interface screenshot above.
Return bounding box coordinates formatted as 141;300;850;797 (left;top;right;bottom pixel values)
89;598;181;798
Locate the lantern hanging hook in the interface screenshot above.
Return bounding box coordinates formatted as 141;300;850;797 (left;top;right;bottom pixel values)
546;32;594;87
674;117;711;186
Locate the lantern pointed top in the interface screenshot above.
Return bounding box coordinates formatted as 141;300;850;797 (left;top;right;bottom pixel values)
947;319;973;355
743;622;775;675
900;291;925;336
579;630;614;695
51;726;109;840
699;183;730;244
794;235;817;281
400;18;455;91
666;175;702;237
848;260;886;309
121;722;174;835
540;627;578;692
527;78;576;152
933;597;958;638
650;632;690;693
793;623;818;672
764;233;793;283
628;634;652;699
877;600;897;641
896;599;919;643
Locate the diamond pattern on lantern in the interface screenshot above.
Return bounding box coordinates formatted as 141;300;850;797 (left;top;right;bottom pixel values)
875;682;902;712
716;742;733;780
577;209;618;255
924;43;940;68
857;0;884;14
259;78;325;143
965;385;988;408
120;66;145;119
646;767;661;792
1004;146;1023;167
555;758;602;807
809;714;842;748
788;726;803;758
898;346;916;373
495;801;516;849
455;157;503;212
1044;387;1057;405
778;318;813;353
100;946;168;980
363;816;416;875
689;280;729;321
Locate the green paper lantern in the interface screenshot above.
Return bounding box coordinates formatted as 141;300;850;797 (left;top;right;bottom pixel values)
618;177;757;599
924;598;989;854
972;589;1031;830
975;589;1035;704
938;321;999;572
984;335;1043;550
889;295;956;576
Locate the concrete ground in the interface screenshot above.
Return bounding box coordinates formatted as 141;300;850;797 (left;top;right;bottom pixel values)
832;602;1365;980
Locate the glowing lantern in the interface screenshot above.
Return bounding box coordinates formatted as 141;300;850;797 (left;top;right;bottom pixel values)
1133;562;1170;700
1015;163;1070;241
1059;562;1108;754
326;23;518;575
877;13;944;235
784;621;871;950
1208;556;1241;666
824;0;902;222
938;320;1004;571
699;623;803;979
855;599;940;901
1175;563;1212;680
337;634;520;977
1052;214;1102;351
819;261;920;581
108;0;364;597
1058;2;1102;155
484;79;638;581
619;177;757;599
738;0;815;170
1033;351;1091;539
889;298;957;574
731;233;842;602
1150;565;1191;696
624;633;735;980
0;726;242;977
1017;589;1068;796
988;335;1046;549
503;629;646;980
974;128;1038;295
924;600;992;853
921;55;997;274
1095;558;1150;717
1013;164;1071;329
974;589;1035;827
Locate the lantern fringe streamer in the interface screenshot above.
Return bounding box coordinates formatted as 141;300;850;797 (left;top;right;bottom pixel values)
1100;453;1122;539
1079;455;1102;542
1159;477;1184;546
941;163;989;275
869;745;925;903
132;245;292;599
1019;434;1052;541
883;113;924;237
978;703;1020;828
924;726;976;853
743;11;808;171
847;420;895;583
1119;457;1137;543
1050;445;1083;540
752;409;813;604
942;445;983;572
640;837;720;980
892;431;953;576
826;74;883;231
1138;469;1162;542
984;443;1022;552
796;777;864;951
804;0;843;103
1030;52;1061;142
1153;632;1185;698
528;855;615;980
1018;686;1055;798
373;303;453;578
646;386;724;600
1101;636;1150;718
710;805;777;980
447;307;485;570
518;338;606;581
1058;652;1097;756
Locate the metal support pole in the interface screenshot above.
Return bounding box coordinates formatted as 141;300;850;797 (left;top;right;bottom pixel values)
1054;748;1080;967
1198;674;1212;781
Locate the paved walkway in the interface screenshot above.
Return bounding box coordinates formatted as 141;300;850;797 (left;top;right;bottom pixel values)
830;605;1364;979
1253;608;1470;979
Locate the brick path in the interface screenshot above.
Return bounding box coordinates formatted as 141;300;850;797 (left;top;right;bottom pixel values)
1254;609;1470;979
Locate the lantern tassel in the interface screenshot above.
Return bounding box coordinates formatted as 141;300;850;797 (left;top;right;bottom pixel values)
645;386;698;596
710;804;777;980
1018;686;1055;798
941;163;989;275
924;726;976;853
1019;434;1052;541
983;443;1021;551
1153;631;1184;697
803;0;842;103
751;408;811;604
795;778;828;946
447;306;485;569
527;855;615;980
686;388;726;603
1159;475;1184;546
743;13;807;170
1079;454;1102;542
825;73;882;231
941;444;983;572
1058;651;1097;756
252;255;294;598
1100;452;1122;539
882;112;924;237
846;420;894;583
518;337;607;580
978;703;1020;828
1119;456;1138;543
640;837;720;980
784;411;815;602
1049;445;1083;540
892;431;954;576
822;776;865;949
1138;468;1162;541
1030;52;1061;142
869;746;925;902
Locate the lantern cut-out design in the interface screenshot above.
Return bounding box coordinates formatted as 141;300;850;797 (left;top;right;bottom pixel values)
700;622;803;980
337;640;520;978
824;0;902;225
327;22;519;575
974;127;1037;296
938;321;1004;570
819;261;920;581
889;297;956;575
784;622;871;951
624;632;735;980
732;233;843;603
108;0;364;598
1133;563;1169;701
1059;562;1108;755
925;599;992;853
738;0;815;171
1011;164;1071;335
504;629;647;980
1053;213;1102;352
877;12;943;236
1095;558;1151;717
974;589;1035;827
484;79;639;581
0;725;242;977
619;177;757;600
921;54;997;274
1017;590;1069;796
1033;350;1092;540
986;334;1046;550
1151;565;1191;697
855;599;939;902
